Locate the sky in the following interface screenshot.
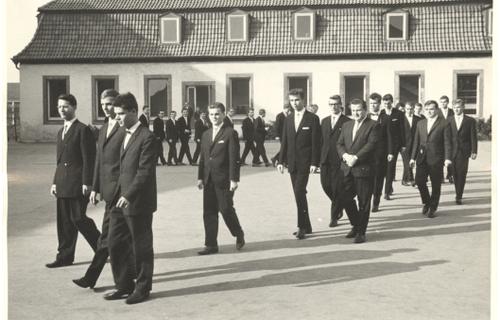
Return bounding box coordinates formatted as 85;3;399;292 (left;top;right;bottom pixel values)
6;0;49;83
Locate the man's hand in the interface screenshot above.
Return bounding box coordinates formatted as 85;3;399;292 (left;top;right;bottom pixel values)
275;137;280;141
197;179;204;190
168;139;173;143
90;191;99;205
82;185;91;197
230;181;238;192
471;153;477;160
116;196;129;208
196;139;200;143
309;166;317;173
387;154;394;162
444;159;452;167
409;159;416;168
342;153;351;163
349;156;358;167
50;184;57;197
277;164;284;174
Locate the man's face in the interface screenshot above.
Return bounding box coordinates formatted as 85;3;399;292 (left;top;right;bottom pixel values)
260;110;266;118
329;99;342;115
369;99;381;114
144;107;150;116
200;112;207;120
425;103;438;118
382;99;392;109
415;104;422;114
58;99;76;121
114;106;137;128
289;94;304;111
351;103;366;121
248;109;254;117
405;104;414;116
228;109;235;117
208;107;224;126
158;111;165;119
453;103;465;116
182;109;188;117
101;96;115;118
170;112;176;120
439;99;449;109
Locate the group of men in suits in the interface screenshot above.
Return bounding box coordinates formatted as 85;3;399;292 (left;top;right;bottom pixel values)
240;108;273;166
49;90;157;304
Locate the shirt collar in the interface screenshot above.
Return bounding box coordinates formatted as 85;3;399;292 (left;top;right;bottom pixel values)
127;121;141;134
64;118;77;126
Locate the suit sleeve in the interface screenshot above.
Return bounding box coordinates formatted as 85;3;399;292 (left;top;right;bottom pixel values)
355;123;380;162
386;119;393;156
123;132;156;200
229;130;240;182
444;121;452;161
198;134;205;181
471;118;478;155
311;115;321;167
278;118;288;165
411;122;421;160
399;112;406;149
336;123;347;158
92;140;101;193
81;125;96;186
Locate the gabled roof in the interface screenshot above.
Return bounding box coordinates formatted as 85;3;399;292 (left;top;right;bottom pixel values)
13;1;492;64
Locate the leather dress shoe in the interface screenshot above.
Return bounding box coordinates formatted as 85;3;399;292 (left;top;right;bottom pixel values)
125;290;150;304
422;204;430;216
384;194;391;200
427;208;437;218
46;260;73;268
345;228;357;238
455;199;462;205
236;232;245;250
372;204;379;212
293;228;312;235
197;246;219;255
448;176;454;184
265;162;272;167
72;277;96;289
104;289;133;300
295;228;306;240
329;219;338;227
251;163;260;167
354;234;366;243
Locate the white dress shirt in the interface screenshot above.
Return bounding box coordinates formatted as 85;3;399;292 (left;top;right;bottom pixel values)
212;124;222;141
294;110;304;131
123;121;141;149
405;114;413;128
352;116;366;140
106;118;118;138
331;114;338;129
454;114;464;130
427;116;438;134
62;118;77;139
371;111;380;122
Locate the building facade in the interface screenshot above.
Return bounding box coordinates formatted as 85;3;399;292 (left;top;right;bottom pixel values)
13;0;493;142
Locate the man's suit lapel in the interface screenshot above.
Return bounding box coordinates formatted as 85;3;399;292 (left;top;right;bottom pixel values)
210;125;224;152
105;122;120;145
351;120;367;146
450;117;459;135
121;127;140;160
345;120;354;148
63;119;78;143
427;117;441;137
295;110;308;135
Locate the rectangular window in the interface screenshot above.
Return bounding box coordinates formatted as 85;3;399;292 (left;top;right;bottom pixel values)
228;15;247;42
144;76;171;117
340;73;369;116
386;13;408;40
228;76;252;115
92;76;118;122
43;76;69;123
184;85;213;113
399;75;420;104
161;17;181;44
294;12;315;40
456;74;479;115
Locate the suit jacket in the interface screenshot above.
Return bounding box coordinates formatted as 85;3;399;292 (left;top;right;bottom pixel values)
448;115;478;160
139;114;149;128
224;116;234;128
241;117;255;141
320;114;350;168
411;117;452;166
254;116;267;142
92;121;126;202
438;108;454;120
153;117;166;140
336;118;380;177
115;125;157;216
194;118;210;141
165;119;178;142
198;124;240;189
403;115;421;150
53;119;96;198
381;108;405;153
278;110;321;173
176;116;191;141
275;112;286;140
369;112;393;162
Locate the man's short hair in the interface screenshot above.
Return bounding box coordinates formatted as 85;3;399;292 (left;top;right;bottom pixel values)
440;95;449;102
170;110;176;114
382;94;393;102
350;98;366;110
142;105;149;111
415;102;423;108
424;100;438;109
369;93;382;102
453;99;465;106
114;92;138;112
329;95;342;102
58;94;77;107
288;88;305;99
208;102;226;113
182;107;189;112
100;89;119;100
405;101;415;107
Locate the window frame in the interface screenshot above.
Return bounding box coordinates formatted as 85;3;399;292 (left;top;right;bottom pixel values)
385;11;409;41
394;71;425;104
453;70;483;117
159;14;182;44
283;73;313;107
91;75;119;124
227;12;249;42
181;81;216;112
293;10;316;41
43;75;70;124
226;73;253;119
339;72;370;112
143;74;172;119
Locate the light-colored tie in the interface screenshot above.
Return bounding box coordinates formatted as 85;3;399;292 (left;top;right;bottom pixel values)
331;116;337;129
295;113;301;131
352;120;361;140
62;124;69;139
123;130;132;149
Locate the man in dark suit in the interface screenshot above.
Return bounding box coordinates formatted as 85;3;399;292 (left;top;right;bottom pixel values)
240;108;258;165
410;100;452;218
105;92;156;304
381;94;405;199
271;104;291;166
153;111;167;166
47;94;100;268
73;89;125;288
197;102;245;255
320;95;350;227
448;99;478;204
414;102;425;120
254;108;271;167
438;95;455;184
193;110;210;164
223;107;235;128
367;93;391;213
165;110;178;165
337;99;380;243
277;88;321;240
138;105;150;128
401;102;421;186
176;107;193;165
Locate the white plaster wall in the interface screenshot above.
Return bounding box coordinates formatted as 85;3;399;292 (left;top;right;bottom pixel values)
19;56;492;142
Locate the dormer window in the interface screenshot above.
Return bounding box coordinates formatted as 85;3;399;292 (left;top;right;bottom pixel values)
386;11;409;41
293;9;316;41
160;13;182;44
227;10;249;42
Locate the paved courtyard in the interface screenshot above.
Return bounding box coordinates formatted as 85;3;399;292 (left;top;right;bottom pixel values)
7;141;491;320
